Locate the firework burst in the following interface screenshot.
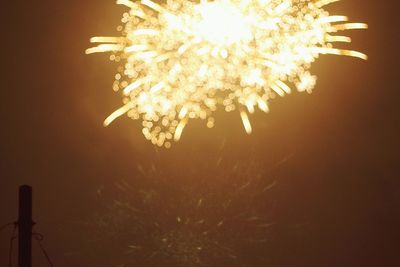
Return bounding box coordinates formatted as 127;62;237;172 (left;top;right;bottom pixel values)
86;160;276;266
87;0;367;147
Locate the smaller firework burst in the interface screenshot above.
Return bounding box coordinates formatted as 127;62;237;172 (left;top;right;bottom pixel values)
85;160;277;266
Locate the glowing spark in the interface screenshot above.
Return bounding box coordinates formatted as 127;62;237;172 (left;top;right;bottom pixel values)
104;103;132;126
240;110;252;134
87;0;367;147
174;118;188;141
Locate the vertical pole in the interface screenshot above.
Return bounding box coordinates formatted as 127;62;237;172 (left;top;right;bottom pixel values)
18;185;33;267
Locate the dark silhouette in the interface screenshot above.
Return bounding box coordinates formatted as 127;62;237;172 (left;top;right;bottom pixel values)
18;185;33;267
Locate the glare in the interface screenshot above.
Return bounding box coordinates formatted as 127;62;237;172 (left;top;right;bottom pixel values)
195;1;252;45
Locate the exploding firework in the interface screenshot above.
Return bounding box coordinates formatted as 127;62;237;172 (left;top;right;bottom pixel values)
87;0;367;147
86;160;277;266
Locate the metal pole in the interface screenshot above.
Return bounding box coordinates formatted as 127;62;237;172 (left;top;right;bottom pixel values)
18;185;33;267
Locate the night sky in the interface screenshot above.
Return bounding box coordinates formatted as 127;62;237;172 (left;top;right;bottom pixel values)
1;0;399;266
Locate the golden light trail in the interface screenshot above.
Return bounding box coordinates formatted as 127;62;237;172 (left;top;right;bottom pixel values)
87;0;367;147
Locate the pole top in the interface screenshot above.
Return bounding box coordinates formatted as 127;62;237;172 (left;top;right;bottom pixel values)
19;185;32;191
